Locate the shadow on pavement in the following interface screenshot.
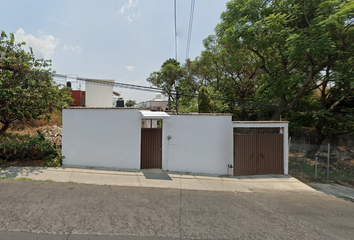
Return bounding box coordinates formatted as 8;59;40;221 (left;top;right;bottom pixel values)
0;167;45;179
143;172;172;180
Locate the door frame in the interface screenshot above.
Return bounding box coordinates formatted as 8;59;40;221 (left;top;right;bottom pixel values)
232;121;289;175
140;119;163;169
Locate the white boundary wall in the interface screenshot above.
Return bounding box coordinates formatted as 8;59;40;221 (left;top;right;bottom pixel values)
162;114;233;175
232;121;289;175
62;109;287;175
62;108;141;169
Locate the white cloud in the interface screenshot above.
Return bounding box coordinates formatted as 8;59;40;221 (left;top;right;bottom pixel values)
15;28;59;59
127;15;133;23
118;0;138;14
126;66;137;71
126;11;141;22
118;0;140;23
63;44;82;53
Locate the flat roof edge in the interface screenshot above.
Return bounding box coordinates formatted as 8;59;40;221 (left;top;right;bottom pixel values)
169;113;233;116
232;121;289;123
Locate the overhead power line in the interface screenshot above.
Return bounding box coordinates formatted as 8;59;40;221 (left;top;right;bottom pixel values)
0;67;301;110
2;65;349;114
174;0;178;60
186;0;195;60
52;73;166;94
53;73;286;110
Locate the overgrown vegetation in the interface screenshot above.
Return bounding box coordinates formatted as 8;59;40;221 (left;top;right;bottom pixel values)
0;133;63;167
290;158;354;187
0;30;72;136
289;147;354;187
0;29;70;168
9;111;62;132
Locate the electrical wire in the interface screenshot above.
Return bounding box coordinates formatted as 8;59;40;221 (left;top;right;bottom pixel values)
53;74;166;94
186;0;195;60
174;0;178;60
53;73;285;109
0;67;315;111
2;65;349;113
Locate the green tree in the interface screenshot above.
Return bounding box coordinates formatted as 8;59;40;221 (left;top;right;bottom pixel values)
147;58;183;110
0;30;72;136
198;86;214;113
288;67;354;157
125;100;136;107
216;0;354;117
196;35;262;120
215;0;354;156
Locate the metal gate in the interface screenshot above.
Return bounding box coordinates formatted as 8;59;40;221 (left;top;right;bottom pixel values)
141;128;162;169
233;131;283;175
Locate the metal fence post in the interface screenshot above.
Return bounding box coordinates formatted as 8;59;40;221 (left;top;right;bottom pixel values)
315;153;318;178
327;143;330;181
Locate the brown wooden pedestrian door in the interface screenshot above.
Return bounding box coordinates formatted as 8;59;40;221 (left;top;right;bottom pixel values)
141;128;162;169
233;132;283;175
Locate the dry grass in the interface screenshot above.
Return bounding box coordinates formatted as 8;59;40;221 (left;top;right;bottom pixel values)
4;111;62;136
0;111;63;169
289;156;354;188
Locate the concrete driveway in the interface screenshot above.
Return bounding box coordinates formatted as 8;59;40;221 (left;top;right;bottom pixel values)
0;167;353;240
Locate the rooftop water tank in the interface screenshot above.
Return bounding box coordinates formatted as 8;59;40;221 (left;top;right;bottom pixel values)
116;98;124;107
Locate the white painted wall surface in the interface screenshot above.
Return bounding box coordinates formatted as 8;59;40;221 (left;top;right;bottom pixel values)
85;79;114;107
62;108;141;169
162;115;233;175
146;101;168;111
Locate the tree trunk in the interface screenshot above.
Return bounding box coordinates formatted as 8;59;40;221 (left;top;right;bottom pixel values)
168;92;171;111
304;129;326;159
175;91;179;113
271;109;283;121
0;122;10;136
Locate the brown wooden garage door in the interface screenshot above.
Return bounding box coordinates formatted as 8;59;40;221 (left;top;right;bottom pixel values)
233;133;283;175
141;128;162;169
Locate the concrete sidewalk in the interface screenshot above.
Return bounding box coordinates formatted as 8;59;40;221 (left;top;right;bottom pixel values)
0;166;315;193
307;182;354;202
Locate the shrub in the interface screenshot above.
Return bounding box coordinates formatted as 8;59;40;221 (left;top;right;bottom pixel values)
0;133;62;167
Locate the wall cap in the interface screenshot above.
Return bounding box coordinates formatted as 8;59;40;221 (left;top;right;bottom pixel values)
169;113;233;116
63;107;138;109
232;121;289;123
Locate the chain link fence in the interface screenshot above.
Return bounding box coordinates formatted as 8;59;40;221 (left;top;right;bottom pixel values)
289;136;354;185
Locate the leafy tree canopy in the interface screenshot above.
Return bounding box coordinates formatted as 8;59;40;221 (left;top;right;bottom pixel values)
191;34;262;120
216;0;354;119
0;30;72;135
147;58;183;110
212;0;354;156
125;99;136;107
198;85;214;113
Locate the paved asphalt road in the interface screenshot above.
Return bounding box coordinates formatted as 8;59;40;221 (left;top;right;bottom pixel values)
0;180;353;240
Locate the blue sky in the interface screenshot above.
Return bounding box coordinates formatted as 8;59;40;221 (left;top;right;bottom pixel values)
1;0;229;102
